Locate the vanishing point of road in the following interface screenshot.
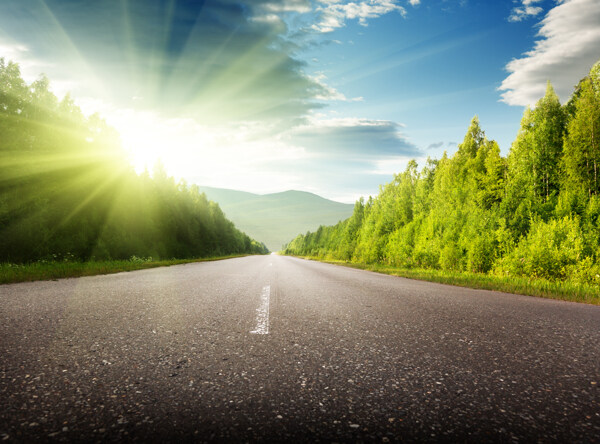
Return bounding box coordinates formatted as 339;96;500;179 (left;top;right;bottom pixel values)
1;255;598;442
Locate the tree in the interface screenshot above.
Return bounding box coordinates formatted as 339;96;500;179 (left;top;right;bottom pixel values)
0;61;268;262
508;82;565;203
474;140;507;209
563;69;600;196
457;116;485;161
284;59;600;284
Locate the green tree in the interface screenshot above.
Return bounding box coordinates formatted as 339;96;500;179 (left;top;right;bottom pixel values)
0;61;268;262
285;60;600;285
563;69;600;197
508;82;565;203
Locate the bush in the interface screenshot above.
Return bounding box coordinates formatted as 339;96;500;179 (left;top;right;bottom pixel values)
494;216;584;280
439;243;463;271
565;256;600;285
466;235;495;273
384;224;416;267
413;236;440;269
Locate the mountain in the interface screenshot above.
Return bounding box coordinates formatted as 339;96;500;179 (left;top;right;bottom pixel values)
197;186;354;252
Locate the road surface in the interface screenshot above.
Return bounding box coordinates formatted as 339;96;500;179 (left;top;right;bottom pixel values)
1;255;599;442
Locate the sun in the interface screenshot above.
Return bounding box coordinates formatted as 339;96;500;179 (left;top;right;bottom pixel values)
105;109;212;176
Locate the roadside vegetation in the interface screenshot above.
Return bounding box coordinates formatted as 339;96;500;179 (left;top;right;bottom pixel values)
0;255;251;285
291;257;599;305
0;59;268;269
284;61;600;305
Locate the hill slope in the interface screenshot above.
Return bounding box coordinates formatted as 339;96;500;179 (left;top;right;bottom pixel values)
197;187;354;251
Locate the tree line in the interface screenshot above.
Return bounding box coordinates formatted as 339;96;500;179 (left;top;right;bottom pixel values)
0;58;268;263
285;60;600;285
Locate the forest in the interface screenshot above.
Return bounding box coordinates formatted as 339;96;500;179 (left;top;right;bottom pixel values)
0;59;268;263
285;61;600;286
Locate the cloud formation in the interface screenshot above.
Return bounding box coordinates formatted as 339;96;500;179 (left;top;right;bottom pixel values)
311;0;406;33
508;0;543;22
426;141;444;150
0;0;420;201
0;0;409;123
308;72;364;102
499;0;600;106
0;0;330;124
287;117;420;158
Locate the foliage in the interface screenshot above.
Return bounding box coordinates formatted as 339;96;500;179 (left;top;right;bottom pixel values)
284;60;600;290
494;216;584;280
0;59;268;263
0;255;253;284
295;259;599;305
563;69;600;197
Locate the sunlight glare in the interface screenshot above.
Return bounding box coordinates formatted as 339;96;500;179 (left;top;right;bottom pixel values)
98;107;312;195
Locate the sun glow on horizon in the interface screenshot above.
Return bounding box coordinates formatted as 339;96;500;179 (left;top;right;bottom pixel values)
98;106;314;197
110;111;214;175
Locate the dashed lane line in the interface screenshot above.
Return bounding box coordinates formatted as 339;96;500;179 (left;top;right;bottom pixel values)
250;285;270;335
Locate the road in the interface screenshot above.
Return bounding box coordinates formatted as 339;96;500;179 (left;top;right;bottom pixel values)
1;255;599;442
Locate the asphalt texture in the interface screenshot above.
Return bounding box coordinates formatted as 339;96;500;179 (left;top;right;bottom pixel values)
1;254;599;442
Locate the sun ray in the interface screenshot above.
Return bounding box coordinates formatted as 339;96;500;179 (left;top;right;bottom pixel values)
36;0;109;101
120;0;142;101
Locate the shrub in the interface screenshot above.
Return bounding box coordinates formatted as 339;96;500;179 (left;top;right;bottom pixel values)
413;236;440;269
494;216;584;280
384;225;416;267
466;235;495;273
439;243;463;271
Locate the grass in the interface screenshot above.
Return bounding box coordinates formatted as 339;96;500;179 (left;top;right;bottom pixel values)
0;254;251;285
293;256;600;305
7;253;598;305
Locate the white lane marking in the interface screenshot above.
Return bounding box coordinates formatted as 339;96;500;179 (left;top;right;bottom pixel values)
250;285;270;335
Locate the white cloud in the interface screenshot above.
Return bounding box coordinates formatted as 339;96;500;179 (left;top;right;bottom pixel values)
250;0;312;25
92;106;415;201
0;1;327;125
0;42;28;57
508;0;544;22
0;38;78;95
260;0;312;13
312;0;406;33
409;0;420;5
249;13;284;25
499;0;600;106
309;72;364;102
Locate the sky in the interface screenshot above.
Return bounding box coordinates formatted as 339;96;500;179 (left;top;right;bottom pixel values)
0;0;599;203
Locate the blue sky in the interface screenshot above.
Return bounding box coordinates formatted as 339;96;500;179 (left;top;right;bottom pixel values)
0;0;599;202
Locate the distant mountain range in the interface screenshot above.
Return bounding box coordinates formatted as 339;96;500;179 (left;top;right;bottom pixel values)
197;186;354;252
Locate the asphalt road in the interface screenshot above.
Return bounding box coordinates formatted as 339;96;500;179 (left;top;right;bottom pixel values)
1;255;599;442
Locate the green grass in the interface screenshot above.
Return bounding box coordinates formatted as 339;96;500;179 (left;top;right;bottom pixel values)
0;255;251;285
293;256;600;305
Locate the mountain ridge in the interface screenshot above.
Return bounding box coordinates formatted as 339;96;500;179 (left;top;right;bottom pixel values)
197;186;354;252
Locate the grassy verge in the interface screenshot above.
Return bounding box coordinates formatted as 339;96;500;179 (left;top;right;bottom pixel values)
292;256;600;305
0;255;252;285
